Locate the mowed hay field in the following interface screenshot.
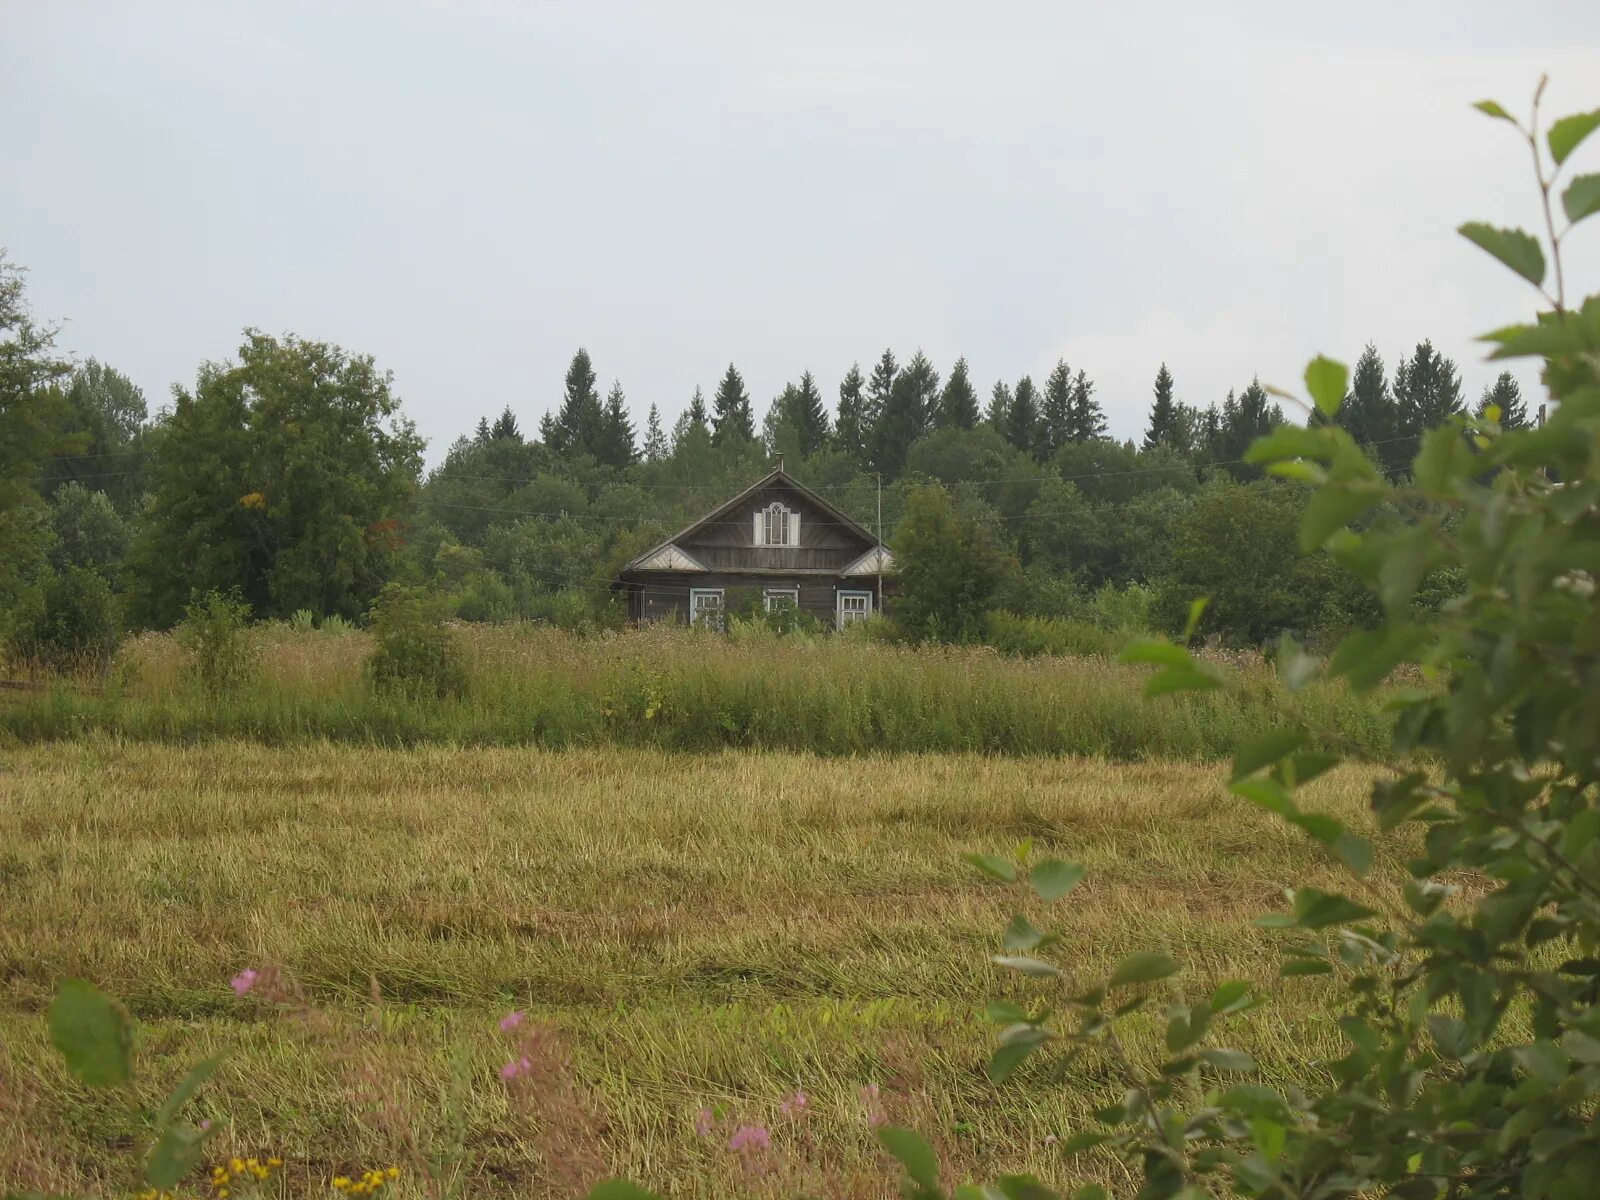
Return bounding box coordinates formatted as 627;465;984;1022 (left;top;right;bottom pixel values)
0;741;1392;1198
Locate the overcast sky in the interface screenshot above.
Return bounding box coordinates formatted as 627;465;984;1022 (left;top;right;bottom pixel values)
5;1;1599;463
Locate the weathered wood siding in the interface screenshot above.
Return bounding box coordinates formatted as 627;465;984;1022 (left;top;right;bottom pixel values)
619;571;888;628
678;483;874;572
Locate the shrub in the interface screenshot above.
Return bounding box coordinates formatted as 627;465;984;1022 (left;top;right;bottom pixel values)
177;589;257;697
364;584;467;700
981;610;1124;659
8;566;121;672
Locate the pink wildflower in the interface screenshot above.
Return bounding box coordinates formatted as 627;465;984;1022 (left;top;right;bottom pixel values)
498;1010;525;1033
728;1124;771;1153
230;969;258;996
500;1056;532;1081
779;1089;809;1118
694;1108;716;1137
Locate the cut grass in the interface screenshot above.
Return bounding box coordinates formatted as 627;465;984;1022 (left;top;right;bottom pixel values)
0;741;1395;1197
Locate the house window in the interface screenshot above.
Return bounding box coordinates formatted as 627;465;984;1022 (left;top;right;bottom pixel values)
690;588;724;630
837;590;872;627
763;588;799;614
760;501;795;546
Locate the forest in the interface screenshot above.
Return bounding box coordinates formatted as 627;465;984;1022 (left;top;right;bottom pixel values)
1;248;1526;665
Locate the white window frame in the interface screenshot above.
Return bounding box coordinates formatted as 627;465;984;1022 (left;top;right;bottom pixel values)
756;501;798;547
836;590;872;628
690;588;725;630
763;587;799;614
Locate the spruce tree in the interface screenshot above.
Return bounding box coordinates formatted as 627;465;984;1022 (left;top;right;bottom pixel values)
1005;376;1040;455
1476;370;1530;430
936;356;980;429
986;380;1013;432
865;349;897;450
873;352;937;478
548;347;604;459
711;363;755;445
1142;363;1178;452
1040;360;1074;458
1340;343;1399;453
490;406;521;442
474;415;492;444
643;403;667;462
1394;340;1464;436
1066;370;1106;443
598;380;636;467
686;385;709;429
835;363;867;460
792;370;830;457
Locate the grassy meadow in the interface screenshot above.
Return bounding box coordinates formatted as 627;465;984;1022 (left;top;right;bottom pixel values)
0;739;1405;1198
0;623;1390;760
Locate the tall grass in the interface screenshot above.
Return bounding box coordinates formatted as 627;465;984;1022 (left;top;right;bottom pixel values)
0;623;1390;759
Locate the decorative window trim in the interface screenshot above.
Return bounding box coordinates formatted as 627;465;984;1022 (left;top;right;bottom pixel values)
690;588;725;630
763;587;799;613
836;589;873;627
755;501;800;547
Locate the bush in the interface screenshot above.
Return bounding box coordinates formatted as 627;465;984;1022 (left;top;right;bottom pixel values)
177;589;257;697
364;584;467;700
981;610;1124;658
8;567;121;672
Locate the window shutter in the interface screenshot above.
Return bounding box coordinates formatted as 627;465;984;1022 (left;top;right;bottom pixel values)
754;511;763;545
789;510;801;546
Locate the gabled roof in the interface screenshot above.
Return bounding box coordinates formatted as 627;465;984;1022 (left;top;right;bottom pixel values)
621;467;884;573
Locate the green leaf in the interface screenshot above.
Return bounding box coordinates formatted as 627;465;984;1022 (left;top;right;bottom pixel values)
1457;222;1546;287
48;980;132;1087
992;1176;1060;1200
1145;661;1225;698
963;853;1017;883
877;1127;942;1192
1333;831;1375;878
1563;173;1600;224
1275;633;1319;693
1473;99;1515;122
1548;108;1600;165
1303;357;1348;419
1109;951;1180;989
1413;425;1473;494
1279;959;1333;977
1301;485;1383;552
584;1183;666;1200
1244;424;1336;465
1003;914;1047;952
1058;1132;1113;1154
1117;638;1191;667
1200;1047;1257;1072
989;1029;1052;1083
145;1123;210;1190
1210;980;1253;1014
983;1000;1029;1024
1181;597;1208;642
1231;728;1307;782
1029;859;1085;902
1292;887;1377;930
152;1056;221;1133
993;955;1062;978
1230;776;1296;818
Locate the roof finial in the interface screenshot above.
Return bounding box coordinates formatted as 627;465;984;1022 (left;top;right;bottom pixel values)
777;453;785;472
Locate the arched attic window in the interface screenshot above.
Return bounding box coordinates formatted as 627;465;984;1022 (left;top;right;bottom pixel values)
757;500;799;546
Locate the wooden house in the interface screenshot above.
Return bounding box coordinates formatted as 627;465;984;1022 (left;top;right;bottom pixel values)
613;467;896;628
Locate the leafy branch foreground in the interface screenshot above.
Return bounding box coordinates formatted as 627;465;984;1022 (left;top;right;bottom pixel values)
12;83;1600;1200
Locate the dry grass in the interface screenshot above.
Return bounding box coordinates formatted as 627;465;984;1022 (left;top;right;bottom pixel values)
0;740;1398;1197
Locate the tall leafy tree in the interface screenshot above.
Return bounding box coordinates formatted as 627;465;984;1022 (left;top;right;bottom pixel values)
936;356;980;430
1004;375;1040;456
127;331;424;626
1066;370;1106;444
1143;363;1179;452
891;482;1015;642
46;359;149;512
642;403;667;462
0;252;70;629
1394;339;1464;436
597;380;636;468
711;363;755;445
1476;370;1530;430
986;380;1013;432
1040;360;1074;459
546;348;604;459
835;363;868;461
